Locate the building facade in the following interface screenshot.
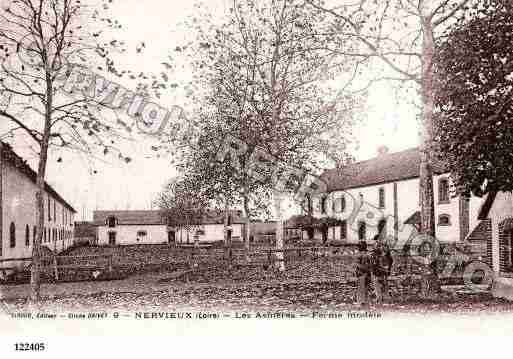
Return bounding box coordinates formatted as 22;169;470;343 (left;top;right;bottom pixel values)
94;209;246;245
0;143;76;270
476;191;513;300
300;147;484;245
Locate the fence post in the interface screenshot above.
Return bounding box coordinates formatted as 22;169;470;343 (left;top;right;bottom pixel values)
53;255;59;281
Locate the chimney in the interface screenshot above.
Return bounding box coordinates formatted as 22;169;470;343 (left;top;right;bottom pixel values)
377;145;389;157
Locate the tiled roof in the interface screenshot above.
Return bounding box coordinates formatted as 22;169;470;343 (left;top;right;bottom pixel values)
321;147;449;192
1;142;76;213
93;209;246;226
93;210;165;226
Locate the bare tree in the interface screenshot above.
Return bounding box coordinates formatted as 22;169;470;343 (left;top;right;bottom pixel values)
306;0;476;296
175;0;361;270
0;0;140;301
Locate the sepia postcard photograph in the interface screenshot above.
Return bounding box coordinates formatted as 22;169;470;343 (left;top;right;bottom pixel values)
1;0;513;356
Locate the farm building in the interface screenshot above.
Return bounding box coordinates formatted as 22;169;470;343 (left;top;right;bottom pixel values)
0;142;76;272
300;147;486;247
93;209;246;245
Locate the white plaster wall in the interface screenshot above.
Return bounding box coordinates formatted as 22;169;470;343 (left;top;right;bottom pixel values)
303;174;482;245
311;179;419;243
97;224;168;245
175;224;243;243
1;161;75;268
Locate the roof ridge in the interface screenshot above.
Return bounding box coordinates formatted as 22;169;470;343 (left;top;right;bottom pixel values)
324;147;420;174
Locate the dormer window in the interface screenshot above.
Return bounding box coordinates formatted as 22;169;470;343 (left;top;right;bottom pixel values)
107;216;117;228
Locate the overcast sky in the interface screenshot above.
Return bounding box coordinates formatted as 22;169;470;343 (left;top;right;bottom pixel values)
1;0;421;220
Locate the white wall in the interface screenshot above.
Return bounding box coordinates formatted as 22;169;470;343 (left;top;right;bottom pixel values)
175;224;243;243
1;160;75;269
304;173;484;245
97;224;168;245
97;223;245;245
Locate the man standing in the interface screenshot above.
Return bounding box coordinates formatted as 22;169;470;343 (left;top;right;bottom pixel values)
355;241;371;305
371;238;393;303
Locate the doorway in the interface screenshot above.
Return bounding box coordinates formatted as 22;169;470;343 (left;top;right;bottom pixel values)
108;231;116;245
168;231;176;244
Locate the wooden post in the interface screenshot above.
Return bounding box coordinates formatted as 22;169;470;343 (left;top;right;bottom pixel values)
53;255;59;281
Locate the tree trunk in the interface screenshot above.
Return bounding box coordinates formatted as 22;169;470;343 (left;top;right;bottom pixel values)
243;192;251;264
419;18;440;298
30;73;53;303
273;190;285;272
223;200;232;268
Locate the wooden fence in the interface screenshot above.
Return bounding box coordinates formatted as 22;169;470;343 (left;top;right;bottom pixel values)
0;253;114;282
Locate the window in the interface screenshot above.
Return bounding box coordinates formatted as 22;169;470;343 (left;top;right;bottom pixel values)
340;196;346;213
33;226;36;245
107;216;117;228
358;221;366;241
43;228;46;243
321;196;327;214
340;220;347;240
137;230;148;237
439;178;450;203
48;197;51;221
438;214;451;226
378;187;385;208
54;201;56;222
25;225;30;246
9;222;16;248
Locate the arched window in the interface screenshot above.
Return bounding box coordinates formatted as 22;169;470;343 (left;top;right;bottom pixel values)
9;222;16;248
340;196;346;213
33;226;37;245
25;225;30;246
439;178;450;203
107;216;117;228
438;214;451;226
43;228;46;243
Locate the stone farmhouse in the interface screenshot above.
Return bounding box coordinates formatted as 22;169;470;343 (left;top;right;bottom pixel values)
0;142;76;272
301;147;486;247
93;209;246;245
